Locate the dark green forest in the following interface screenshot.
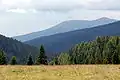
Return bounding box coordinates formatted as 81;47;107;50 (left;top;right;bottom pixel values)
50;36;120;65
1;36;120;65
70;36;120;64
0;34;39;64
0;45;47;65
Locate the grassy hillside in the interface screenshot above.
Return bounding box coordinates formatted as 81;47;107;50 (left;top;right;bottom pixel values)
0;65;120;80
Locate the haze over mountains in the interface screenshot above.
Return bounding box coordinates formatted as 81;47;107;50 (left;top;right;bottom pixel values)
25;21;120;56
13;17;116;42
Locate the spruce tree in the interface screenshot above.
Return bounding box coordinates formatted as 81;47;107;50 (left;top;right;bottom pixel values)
10;56;17;65
0;49;7;65
36;45;47;65
27;54;34;65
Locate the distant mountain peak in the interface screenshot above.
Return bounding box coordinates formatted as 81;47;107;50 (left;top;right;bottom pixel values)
95;17;116;21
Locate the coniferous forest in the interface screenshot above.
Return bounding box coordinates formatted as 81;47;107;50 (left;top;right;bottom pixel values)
50;36;120;65
1;36;120;65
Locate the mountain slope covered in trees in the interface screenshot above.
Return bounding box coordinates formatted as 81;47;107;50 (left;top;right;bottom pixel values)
25;21;120;56
0;34;39;64
50;36;120;65
13;17;116;42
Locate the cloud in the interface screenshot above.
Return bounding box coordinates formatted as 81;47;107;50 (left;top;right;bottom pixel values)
0;0;120;37
0;0;120;12
0;0;84;11
87;0;120;10
6;8;27;13
6;8;38;13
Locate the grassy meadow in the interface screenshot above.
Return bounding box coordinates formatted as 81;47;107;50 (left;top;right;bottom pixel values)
0;65;120;80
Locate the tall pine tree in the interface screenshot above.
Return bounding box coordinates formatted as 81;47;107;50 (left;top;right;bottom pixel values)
36;45;47;65
27;54;34;65
0;49;7;65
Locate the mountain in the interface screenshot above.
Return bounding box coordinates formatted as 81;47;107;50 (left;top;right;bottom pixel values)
25;21;120;57
13;17;116;42
0;34;39;64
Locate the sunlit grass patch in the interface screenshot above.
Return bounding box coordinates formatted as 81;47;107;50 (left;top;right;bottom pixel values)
0;65;120;80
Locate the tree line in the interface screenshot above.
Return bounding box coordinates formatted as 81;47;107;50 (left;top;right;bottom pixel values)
1;36;120;65
0;45;47;65
50;36;120;65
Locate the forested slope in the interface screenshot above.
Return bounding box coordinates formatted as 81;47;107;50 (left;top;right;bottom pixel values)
0;34;39;64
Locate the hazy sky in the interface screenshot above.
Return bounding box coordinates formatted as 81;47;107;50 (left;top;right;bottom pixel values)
0;0;120;37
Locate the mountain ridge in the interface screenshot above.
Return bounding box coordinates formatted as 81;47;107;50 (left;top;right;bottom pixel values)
25;21;120;56
13;17;117;42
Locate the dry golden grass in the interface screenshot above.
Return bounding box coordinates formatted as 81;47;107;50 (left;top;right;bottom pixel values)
0;65;120;80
